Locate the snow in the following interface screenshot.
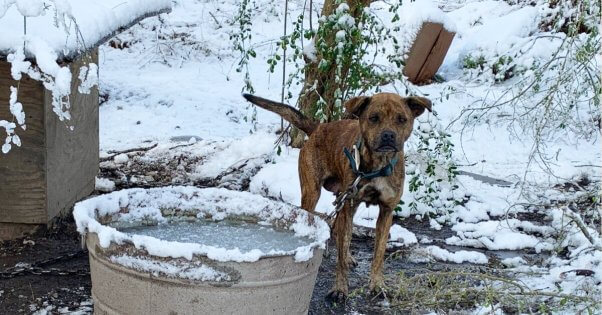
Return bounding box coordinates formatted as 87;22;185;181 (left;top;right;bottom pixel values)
429;218;442;230
77;63;98;94
95;177;115;192
446;219;554;251
194;132;274;179
6;46;29;80
109;254;229;281
73;186;330;263
419;245;489;264
15;0;44;17
396;0;458;33
303;41;317;62
30;298;93;315
0;0;171;154
250;148;334;214
8;86;24;126
335;3;349;15
55;0;600;309
0;0;172;59
389;224;418;246
337;15;355;29
501;256;526;267
452;6;540;66
113;153;129;164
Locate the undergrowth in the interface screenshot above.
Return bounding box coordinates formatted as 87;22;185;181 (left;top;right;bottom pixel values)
382;269;600;314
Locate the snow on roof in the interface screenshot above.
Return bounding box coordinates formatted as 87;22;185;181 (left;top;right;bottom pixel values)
0;0;172;61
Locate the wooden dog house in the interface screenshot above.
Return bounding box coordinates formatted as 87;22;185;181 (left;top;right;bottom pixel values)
0;1;171;240
0;51;100;239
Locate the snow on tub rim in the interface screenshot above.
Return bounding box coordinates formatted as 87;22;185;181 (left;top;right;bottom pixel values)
73;186;329;315
74;186;330;262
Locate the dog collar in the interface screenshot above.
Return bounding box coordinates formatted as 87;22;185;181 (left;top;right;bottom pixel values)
343;138;399;180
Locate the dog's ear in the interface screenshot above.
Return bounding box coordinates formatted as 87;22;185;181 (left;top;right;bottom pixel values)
343;96;371;118
406;96;432;118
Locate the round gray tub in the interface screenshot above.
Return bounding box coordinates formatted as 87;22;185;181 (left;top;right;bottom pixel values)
74;187;329;315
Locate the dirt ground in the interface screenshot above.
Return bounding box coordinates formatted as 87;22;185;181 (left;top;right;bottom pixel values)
0;220;403;314
0;153;572;314
0;213;543;314
0;220;92;314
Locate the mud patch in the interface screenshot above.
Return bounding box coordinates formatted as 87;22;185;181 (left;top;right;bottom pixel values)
0;222;92;314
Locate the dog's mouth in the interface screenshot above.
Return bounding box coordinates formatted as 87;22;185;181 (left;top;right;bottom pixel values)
375;144;398;152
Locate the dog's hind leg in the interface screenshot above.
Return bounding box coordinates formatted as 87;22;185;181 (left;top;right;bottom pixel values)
369;204;394;294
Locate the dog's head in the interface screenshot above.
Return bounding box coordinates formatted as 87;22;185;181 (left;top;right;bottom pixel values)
344;93;432;153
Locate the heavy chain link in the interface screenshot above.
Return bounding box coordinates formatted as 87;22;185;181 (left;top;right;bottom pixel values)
0;250;89;279
323;175;362;226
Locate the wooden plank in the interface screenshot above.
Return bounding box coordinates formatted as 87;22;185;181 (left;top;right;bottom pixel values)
415;27;455;83
0;60;47;224
45;49;99;221
402;22;443;83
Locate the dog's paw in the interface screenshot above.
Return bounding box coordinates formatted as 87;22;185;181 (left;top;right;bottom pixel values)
346;253;358;268
369;287;387;300
326;288;348;303
368;279;386;297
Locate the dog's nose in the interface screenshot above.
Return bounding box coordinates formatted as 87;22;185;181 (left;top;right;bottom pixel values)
380;130;396;142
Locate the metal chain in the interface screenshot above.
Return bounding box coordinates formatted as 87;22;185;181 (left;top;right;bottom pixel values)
0;250;89;279
322;143;364;226
324;175;362;226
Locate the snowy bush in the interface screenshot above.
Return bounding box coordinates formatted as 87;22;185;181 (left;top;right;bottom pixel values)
228;0;600;226
263;1;409;121
228;0;259;130
400;116;465;219
454;0;600;183
230;0;464;219
461;53;529;82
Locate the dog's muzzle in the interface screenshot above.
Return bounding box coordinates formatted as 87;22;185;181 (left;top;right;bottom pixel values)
376;131;398;152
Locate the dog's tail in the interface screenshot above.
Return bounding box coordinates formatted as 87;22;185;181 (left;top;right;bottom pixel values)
243;94;318;135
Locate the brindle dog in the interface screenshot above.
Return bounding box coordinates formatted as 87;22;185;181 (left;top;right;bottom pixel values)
243;93;432;300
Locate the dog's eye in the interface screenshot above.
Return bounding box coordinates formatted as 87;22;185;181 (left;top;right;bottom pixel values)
369;114;379;123
397;115;407;124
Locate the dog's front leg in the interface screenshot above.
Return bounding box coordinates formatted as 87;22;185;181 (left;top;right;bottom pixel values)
327;202;356;302
369;204;394;293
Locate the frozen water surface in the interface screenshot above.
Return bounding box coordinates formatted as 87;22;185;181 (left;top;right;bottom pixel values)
119;220;313;253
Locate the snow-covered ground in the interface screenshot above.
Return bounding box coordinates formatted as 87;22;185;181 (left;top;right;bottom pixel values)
88;0;601;312
6;0;598;313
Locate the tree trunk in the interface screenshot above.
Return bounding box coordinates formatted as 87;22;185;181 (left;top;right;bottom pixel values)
290;0;372;148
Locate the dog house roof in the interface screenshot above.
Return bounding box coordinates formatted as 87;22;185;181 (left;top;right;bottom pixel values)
0;0;171;62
